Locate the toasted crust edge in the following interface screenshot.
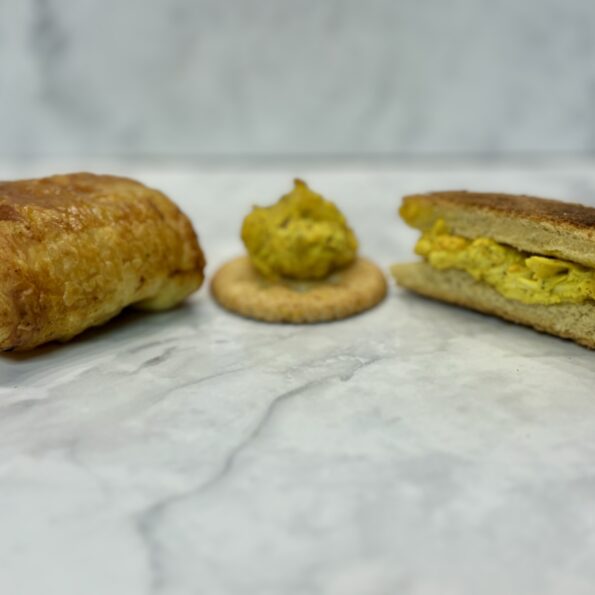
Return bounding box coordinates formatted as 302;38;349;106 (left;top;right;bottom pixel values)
391;261;595;349
404;190;595;229
400;191;595;269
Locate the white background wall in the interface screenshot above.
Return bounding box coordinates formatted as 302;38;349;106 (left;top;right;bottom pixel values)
1;0;594;158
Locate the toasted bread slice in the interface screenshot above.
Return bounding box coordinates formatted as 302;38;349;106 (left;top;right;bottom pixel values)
391;262;595;349
400;191;595;268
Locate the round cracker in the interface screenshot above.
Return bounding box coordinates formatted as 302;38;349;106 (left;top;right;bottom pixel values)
210;256;387;323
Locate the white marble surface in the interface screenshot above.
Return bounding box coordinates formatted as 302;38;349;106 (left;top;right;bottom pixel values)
2;160;595;594
2;0;595;157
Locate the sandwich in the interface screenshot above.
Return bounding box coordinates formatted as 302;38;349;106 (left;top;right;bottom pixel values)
391;191;595;348
0;173;205;351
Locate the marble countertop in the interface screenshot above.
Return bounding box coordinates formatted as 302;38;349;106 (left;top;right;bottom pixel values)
2;160;595;595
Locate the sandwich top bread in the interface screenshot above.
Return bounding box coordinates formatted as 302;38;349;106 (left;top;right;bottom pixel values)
391;191;595;348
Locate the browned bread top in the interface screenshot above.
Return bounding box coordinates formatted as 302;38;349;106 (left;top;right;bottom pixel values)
402;191;595;232
0;172;186;229
0;173;205;267
0;172;130;209
399;190;595;268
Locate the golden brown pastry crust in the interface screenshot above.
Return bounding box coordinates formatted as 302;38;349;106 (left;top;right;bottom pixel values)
0;173;205;351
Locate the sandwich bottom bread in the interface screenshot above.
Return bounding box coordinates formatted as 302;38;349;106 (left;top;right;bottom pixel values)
391;191;595;349
392;262;595;348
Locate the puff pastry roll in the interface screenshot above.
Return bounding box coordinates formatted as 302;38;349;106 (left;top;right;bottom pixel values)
0;173;205;350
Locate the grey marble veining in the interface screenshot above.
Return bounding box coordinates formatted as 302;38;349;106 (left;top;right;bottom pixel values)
2;0;595;157
2;161;595;594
